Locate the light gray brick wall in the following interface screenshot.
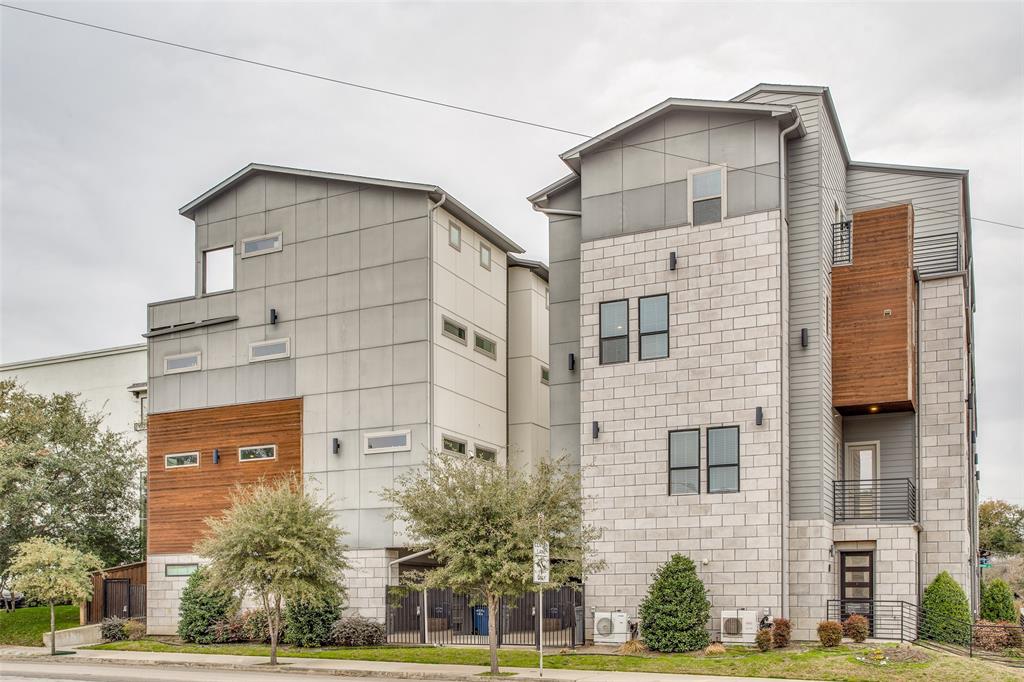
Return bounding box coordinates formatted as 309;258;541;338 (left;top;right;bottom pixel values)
579;210;786;636
146;553;206;635
788;520;832;640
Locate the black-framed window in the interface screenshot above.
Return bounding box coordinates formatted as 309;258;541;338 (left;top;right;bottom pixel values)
707;426;740;493
599;300;628;364
639;294;669;360
669;429;699;495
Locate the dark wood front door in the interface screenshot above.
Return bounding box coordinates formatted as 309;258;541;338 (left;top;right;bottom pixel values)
840;551;874;633
103;579;130;619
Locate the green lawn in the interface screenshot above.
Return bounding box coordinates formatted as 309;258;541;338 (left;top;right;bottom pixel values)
88;639;1024;682
0;605;80;647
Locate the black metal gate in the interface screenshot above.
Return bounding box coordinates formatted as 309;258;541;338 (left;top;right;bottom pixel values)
103;579;130;619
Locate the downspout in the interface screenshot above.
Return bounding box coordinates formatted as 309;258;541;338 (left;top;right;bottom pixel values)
915;269;923;607
427;193;447;450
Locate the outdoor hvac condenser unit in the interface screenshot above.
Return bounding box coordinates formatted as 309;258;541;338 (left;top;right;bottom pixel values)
720;609;760;644
593;611;629;645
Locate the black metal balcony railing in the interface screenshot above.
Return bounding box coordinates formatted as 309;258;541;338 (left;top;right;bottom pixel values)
914;232;961;276
832;220;852;265
833;478;917;522
826;599;919;642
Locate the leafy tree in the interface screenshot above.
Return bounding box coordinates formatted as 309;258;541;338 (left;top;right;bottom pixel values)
921;571;972;646
980;500;1024;556
0;380;142;607
177;567;237;644
381;453;603;675
196;475;349;664
637;554;710;652
981;578;1018;623
9;537;103;654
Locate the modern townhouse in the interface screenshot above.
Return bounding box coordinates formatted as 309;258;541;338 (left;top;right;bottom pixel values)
529;84;978;641
143;164;549;634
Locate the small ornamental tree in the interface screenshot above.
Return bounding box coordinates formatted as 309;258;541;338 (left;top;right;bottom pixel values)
9;537;103;654
637;554;710;652
921;571;972;646
382;453;602;675
196;475;350;664
177;567;237;644
981;578;1018;623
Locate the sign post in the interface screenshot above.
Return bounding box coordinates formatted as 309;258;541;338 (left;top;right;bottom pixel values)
533;539;550;677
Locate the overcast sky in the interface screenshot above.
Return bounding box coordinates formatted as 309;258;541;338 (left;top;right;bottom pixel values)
1;1;1021;502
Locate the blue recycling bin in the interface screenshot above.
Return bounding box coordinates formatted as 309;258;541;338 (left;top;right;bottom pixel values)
473;605;488;635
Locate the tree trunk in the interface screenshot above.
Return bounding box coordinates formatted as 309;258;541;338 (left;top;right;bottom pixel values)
269;595;281;665
487;592;499;675
49;601;56;655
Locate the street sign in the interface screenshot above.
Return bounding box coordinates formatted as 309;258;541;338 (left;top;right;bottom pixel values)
533;541;550;584
981;561;992;569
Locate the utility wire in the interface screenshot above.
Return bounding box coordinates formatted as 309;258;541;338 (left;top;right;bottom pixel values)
2;1;1022;233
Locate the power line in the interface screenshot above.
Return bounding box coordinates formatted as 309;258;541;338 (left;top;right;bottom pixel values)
3;1;1023;233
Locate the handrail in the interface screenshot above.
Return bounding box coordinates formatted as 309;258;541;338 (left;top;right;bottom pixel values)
833;478;917;522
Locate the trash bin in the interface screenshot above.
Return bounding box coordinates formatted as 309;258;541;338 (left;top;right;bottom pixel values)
473;605;488;635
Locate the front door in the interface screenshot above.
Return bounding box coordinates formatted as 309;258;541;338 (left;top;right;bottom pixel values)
840;551;874;634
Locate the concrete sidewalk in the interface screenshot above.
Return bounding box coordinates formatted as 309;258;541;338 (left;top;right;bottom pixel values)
0;645;823;682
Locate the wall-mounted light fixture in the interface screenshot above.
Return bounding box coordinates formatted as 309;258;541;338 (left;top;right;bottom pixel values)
755;406;764;426
592;421;600;439
568;352;576;371
966;393;973;410
212;448;220;464
971;430;977;445
270;308;279;325
332;438;341;455
800;328;809;348
669;252;677;271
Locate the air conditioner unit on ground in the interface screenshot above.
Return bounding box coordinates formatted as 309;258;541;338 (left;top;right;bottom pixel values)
720;609;760;644
593;610;629;645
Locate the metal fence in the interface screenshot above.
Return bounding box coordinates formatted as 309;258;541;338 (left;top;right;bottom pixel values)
914;232;961;276
826;599;919;642
833;478;917;523
832;220;852;265
387;585;582;648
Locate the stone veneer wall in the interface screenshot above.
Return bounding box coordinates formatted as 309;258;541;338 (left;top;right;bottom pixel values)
147;553;205;635
788;520;833;640
833;525;919;604
578;210;786;637
918;277;972;594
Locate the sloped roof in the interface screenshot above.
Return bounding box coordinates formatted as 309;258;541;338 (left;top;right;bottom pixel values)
507;254;549;282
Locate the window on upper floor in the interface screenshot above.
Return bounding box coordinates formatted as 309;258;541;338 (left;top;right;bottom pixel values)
165;452;199;469
599;300;628;364
203;246;234;294
479;243;491;270
239;444;276;462
442;317;467;344
669;429;699;496
474;445;497;462
442;436;467;455
364;430;411;454
249;338;290;362
241;232;283;258
688;167;725;226
639;294;669;360
448;220;461;250
707;426;740;493
540;366;550;385
474;332;497;359
164;351;201;375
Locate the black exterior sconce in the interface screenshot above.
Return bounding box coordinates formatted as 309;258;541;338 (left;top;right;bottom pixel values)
800;328;809;348
270;308;279;325
212;448;220;464
568;352;576;371
332;438;341;455
669;252;677;271
755;406;764;426
592;421;600;439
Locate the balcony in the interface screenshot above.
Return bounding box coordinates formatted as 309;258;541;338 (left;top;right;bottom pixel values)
833;478;917;523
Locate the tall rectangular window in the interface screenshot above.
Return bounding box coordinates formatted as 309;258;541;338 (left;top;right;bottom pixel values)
599;300;628;364
689;167;725;226
479;243;491;270
203;246;234;293
669;430;699;495
448;220;461;250
707;426;740;493
639;294;669;360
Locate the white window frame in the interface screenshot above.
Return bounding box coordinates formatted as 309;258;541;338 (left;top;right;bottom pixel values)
448;220;461;251
239;444;277;463
363;430;411;454
203;246;235;294
540;366;550;385
441;317;467;345
442;435;467;455
248;338;291;362
165;451;199;469
474;332;497;360
474;445;497;462
687;165;727;226
165;563;199;577
164;351;202;375
241;232;283;259
479;243;491;270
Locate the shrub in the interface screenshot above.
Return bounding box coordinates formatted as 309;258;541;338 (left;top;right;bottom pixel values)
177;568;237;644
982;579;1018;623
241;608;284;644
124;619;147;641
843;614;869;643
331;616;387;647
210;611;249;643
755;627;773;651
101;616;128;642
817;620;843;647
284;598;341;647
921;571;972;646
771;617;791;648
636;554;710;652
704;642;726;655
973;620;1024;652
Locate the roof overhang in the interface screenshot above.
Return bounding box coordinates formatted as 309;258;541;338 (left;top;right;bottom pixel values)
526;173;580;207
179;163;524;254
507;254;549;282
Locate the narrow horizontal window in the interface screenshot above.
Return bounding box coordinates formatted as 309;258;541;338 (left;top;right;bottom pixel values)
479;243;491;270
239;444;276;462
689;167;726;226
474;333;497;359
165;452;199;469
448;220;461;250
164;351;201;375
165;563;199;577
668;430;699;496
442;436;467;455
442;317;467;344
249;338;290;362
708;426;740;493
475;446;497;462
639;294;669;360
203;246;234;294
241;232;283;258
540;366;550;385
364;430;411;454
600;300;629;364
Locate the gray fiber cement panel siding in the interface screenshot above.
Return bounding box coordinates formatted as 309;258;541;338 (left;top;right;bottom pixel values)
842;412;916;482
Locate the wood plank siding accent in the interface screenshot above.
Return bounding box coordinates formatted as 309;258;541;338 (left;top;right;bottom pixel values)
832;205;916;414
147;398;302;555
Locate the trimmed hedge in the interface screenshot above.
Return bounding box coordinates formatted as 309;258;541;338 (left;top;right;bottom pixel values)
771;617;791;648
637;554;710;652
921;571;972;647
177;568;237;644
817;620;842;647
332;616;387;646
843;614;869;643
755;627;773;651
284;599;341;647
981;579;1018;623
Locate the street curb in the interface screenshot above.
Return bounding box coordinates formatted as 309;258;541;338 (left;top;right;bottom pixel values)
0;653;549;681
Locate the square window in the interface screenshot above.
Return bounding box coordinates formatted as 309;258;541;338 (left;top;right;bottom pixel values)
669;430;699;495
688;167;726;227
448;220;461;250
707;426;740;493
639;294;669;360
479;244;491;270
442;317;467;344
599;300;629;365
474;333;497;359
203;246;234;293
